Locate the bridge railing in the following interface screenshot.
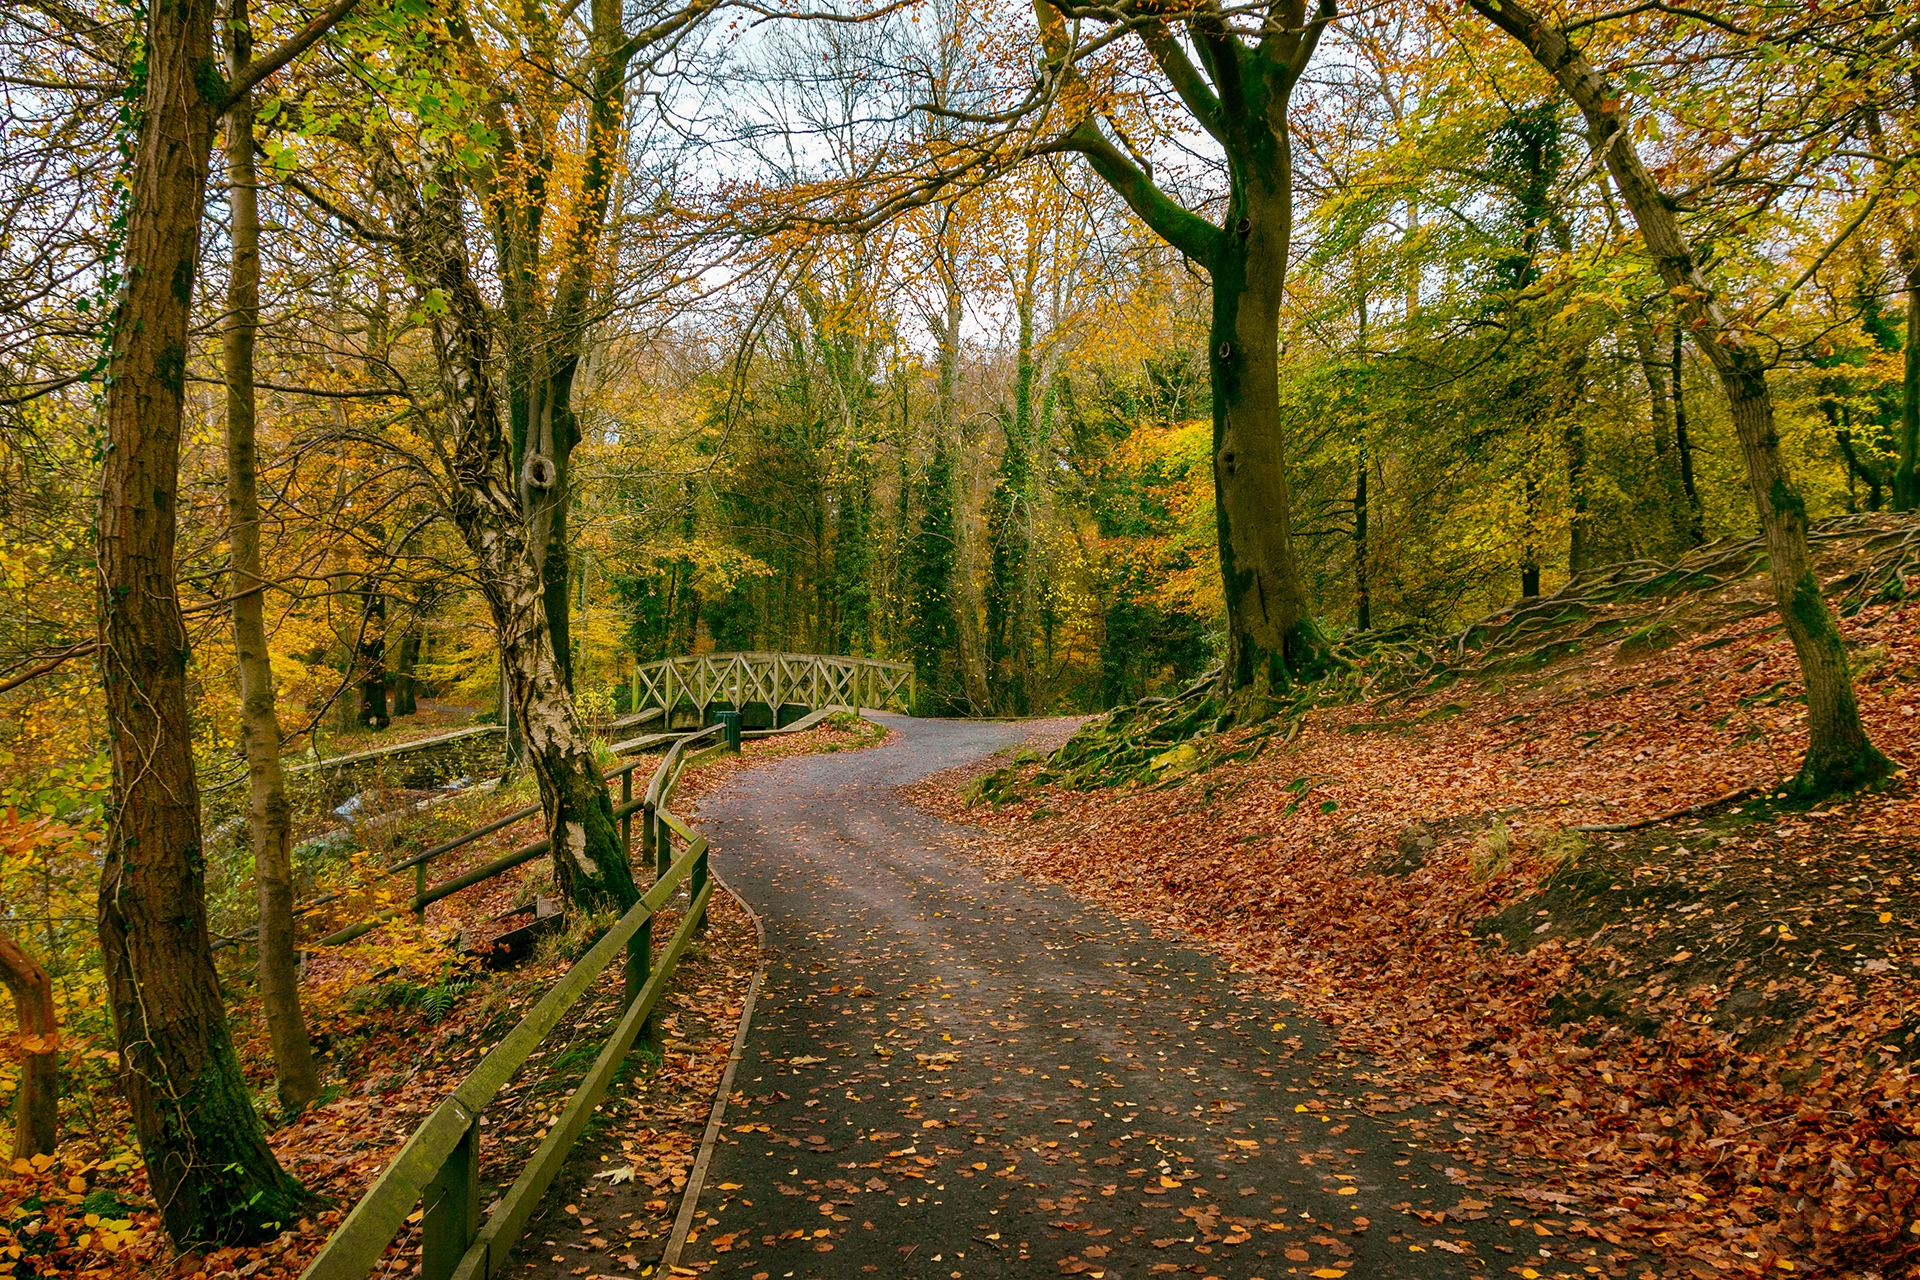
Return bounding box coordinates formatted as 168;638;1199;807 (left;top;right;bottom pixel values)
631;651;914;721
298;722;732;1280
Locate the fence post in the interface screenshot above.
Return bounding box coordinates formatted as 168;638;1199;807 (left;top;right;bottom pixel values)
421;1105;480;1280
691;843;708;935
625;915;652;1025
641;800;655;870
414;861;428;917
620;770;633;861
655;811;671;879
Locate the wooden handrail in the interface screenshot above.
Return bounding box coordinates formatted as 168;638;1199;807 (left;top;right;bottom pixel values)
299;724;728;1280
214;755;660;952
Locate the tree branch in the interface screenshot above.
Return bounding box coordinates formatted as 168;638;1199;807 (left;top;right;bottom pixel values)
1058;122;1223;264
217;0;361;110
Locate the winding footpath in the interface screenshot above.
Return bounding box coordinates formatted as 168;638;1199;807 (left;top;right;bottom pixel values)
679;714;1560;1280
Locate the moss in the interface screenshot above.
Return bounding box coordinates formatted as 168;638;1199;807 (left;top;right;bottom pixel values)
1789;737;1894;800
1786;571;1837;644
193;56;229;106
1616;622;1682;663
1767;476;1807;524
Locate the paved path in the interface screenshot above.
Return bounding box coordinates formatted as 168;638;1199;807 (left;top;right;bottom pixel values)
681;715;1552;1280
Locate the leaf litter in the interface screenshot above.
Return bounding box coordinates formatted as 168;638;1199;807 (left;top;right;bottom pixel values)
907;538;1920;1280
0;719;878;1280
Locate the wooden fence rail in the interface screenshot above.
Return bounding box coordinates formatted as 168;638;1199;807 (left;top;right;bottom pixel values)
299;724;731;1280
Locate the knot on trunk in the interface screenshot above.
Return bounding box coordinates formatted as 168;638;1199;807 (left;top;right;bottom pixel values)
525;453;557;491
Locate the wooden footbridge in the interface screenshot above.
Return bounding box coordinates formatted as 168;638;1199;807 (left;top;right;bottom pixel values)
629;651;913;727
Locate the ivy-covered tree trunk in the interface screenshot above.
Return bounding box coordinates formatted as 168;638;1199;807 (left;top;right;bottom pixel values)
988;287;1037;713
96;0;312;1242
928;240;993;714
908;435;958;711
223;0;320;1115
1471;0;1888;796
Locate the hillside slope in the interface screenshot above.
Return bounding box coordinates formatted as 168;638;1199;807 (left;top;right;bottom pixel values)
911;513;1920;1280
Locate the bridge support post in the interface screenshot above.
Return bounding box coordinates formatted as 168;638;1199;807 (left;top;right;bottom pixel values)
421;1106;479;1280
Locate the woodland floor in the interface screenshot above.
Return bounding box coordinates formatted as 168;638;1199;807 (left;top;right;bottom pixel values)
0;720;870;1280
894;527;1920;1280
15;527;1920;1280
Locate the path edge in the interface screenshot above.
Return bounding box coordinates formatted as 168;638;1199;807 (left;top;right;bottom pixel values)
659;865;767;1274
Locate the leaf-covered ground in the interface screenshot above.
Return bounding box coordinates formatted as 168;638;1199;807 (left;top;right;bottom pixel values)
0;716;880;1279
907;528;1920;1280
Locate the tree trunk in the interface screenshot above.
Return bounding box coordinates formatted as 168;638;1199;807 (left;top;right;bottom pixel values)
1211;178;1314;690
0;929;56;1158
1520;465;1542;598
1671;327;1705;546
97;0;309;1243
1899;264;1920;511
1837;427;1885;513
1352;450;1370;631
367;140;638;911
1628;313;1692;553
931;250;992;715
356;588;388;728
1040;2;1329;700
524;367;579;692
223;0;320;1115
1558;351;1592;573
1470;0;1887;796
391;625;420;716
1564;417;1590;573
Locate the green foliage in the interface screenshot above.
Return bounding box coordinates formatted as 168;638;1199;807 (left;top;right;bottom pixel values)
347;966;476;1025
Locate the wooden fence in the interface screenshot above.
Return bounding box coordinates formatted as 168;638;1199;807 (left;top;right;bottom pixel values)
299;724;731;1280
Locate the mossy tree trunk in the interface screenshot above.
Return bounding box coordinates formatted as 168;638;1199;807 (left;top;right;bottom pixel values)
222;0;319;1116
1471;0;1889;796
1036;0;1332;695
